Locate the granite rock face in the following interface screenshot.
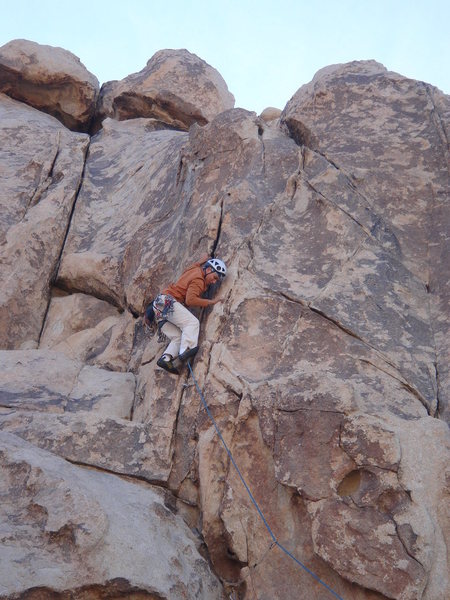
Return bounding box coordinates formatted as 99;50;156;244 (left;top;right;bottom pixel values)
40;291;135;371
282;61;449;420
94;49;235;132
0;39;99;131
0;44;449;600
56;116;191;314
0;93;89;350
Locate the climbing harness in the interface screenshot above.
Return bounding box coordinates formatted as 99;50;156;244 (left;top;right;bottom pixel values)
153;293;175;321
152;294;175;342
187;361;345;600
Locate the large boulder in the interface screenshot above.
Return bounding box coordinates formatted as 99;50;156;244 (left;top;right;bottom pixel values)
93;49;235;132
0;432;222;599
0;93;89;349
0;39;99;131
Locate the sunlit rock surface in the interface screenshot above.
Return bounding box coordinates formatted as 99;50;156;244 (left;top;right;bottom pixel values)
0;93;89;350
93;48;235;132
0;39;99;131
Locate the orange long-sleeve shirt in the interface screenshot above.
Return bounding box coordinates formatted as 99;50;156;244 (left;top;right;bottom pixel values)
163;260;212;308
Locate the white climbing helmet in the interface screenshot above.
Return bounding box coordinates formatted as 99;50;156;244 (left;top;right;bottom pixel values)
205;258;227;278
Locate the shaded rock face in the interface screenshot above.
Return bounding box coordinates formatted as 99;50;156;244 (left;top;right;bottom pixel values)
0;44;449;600
0;39;99;132
93;48;235;132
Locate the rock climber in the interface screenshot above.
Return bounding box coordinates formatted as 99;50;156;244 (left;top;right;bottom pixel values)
145;255;227;374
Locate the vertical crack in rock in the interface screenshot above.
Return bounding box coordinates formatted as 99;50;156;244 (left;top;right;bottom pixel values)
425;287;440;418
46;132;61;180
176;152;187;187
300;145;307;171
129;374;138;421
27;132;62;213
424;185;444;419
37;138;91;346
424;83;450;152
422;97;448;421
166;211;223;488
211;196;225;257
285;151;305;203
257;122;266;177
169;371;194;469
434;361;441;418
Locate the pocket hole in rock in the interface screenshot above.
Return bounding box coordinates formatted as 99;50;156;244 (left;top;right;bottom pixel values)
337;469;361;497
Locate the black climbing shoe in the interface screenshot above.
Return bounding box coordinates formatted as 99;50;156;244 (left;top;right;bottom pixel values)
178;346;199;362
157;355;179;374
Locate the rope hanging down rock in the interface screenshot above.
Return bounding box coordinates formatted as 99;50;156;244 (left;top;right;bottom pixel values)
187;361;345;600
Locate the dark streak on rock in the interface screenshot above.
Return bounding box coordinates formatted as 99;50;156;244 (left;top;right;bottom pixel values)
37;138;91;346
309;305;365;343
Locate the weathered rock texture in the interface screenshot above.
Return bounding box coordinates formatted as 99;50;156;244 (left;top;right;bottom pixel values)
40;291;135;371
0;93;89;350
93;48;235;132
0;39;99;131
0;432;222;599
281;61;449;422
0;43;449;600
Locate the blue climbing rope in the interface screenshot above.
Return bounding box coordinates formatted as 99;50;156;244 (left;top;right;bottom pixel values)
187;361;345;600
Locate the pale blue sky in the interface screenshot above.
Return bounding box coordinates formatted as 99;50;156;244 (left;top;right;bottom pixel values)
1;0;448;114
